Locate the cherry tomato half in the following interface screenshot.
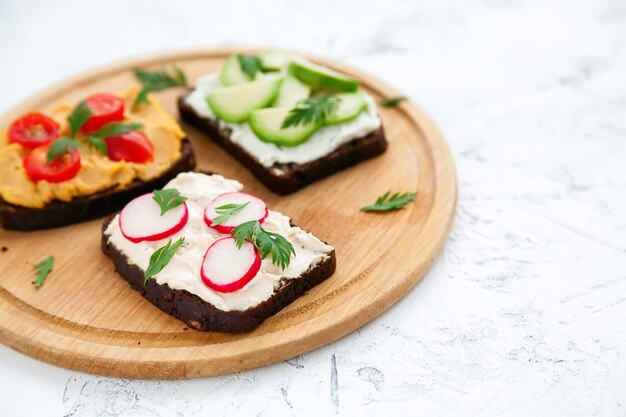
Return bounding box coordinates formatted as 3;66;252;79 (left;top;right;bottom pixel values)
23;147;81;183
106;131;154;163
81;93;125;133
8;113;60;149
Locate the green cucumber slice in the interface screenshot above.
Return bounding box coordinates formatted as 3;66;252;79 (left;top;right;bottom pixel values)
326;93;367;125
249;107;320;147
207;77;282;123
259;51;292;71
273;75;311;107
288;61;359;92
219;55;254;86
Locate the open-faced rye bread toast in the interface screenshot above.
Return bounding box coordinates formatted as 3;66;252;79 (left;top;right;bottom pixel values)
0;90;195;230
101;172;336;332
179;51;387;195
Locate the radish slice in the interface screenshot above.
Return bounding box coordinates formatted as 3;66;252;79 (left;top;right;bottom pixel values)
119;193;188;243
204;192;268;234
201;237;261;293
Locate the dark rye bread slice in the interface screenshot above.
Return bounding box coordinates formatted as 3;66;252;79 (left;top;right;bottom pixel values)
178;92;387;195
101;216;336;332
0;139;195;231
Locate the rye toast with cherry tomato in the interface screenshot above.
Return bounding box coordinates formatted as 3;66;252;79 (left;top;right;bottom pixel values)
0;89;195;231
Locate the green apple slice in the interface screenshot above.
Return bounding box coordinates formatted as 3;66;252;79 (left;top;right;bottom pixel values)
219;55;254;86
207;77;282;123
249;107;320;147
288;61;359;92
326;93;367;125
259;51;292;71
273;75;311;107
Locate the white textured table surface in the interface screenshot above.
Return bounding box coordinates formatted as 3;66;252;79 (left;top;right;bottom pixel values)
1;0;625;415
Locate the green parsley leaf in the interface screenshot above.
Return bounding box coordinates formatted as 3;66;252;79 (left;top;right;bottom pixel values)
84;122;143;155
45;100;91;161
133;67;188;106
231;220;259;248
134;67;187;88
144;237;185;286
33;256;54;287
134;90;148;106
68;100;92;137
231;220;296;270
237;55;263;79
93;122;143;139
379;97;407;107
47;137;81;162
174;66;187;87
85;136;108;155
282;95;341;129
210;202;250;226
361;192;417;212
152;188;187;216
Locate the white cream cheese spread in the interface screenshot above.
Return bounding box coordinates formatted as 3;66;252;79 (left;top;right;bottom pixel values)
105;172;334;311
184;71;381;169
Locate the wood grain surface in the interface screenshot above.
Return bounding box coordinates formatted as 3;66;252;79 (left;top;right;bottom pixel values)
0;48;457;379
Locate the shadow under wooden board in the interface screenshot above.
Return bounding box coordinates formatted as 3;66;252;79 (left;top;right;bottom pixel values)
0;48;457;379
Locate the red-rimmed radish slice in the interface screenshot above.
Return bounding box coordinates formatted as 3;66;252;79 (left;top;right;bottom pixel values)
201;237;261;293
119;193;188;243
204;192;268;234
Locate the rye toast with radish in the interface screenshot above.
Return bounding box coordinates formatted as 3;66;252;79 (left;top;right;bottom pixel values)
101;172;336;332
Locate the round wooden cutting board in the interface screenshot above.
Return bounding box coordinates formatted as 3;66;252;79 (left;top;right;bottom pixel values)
0;49;456;379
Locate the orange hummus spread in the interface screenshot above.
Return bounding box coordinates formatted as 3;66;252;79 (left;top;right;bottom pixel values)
0;89;185;209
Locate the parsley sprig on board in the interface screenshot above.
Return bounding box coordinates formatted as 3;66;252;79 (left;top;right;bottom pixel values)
33;256;54;287
210;202;249;226
361;192;417;212
231;221;295;270
144;238;186;286
133;67;188;106
281;96;341;129
152;189;187;216
379;97;407;107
